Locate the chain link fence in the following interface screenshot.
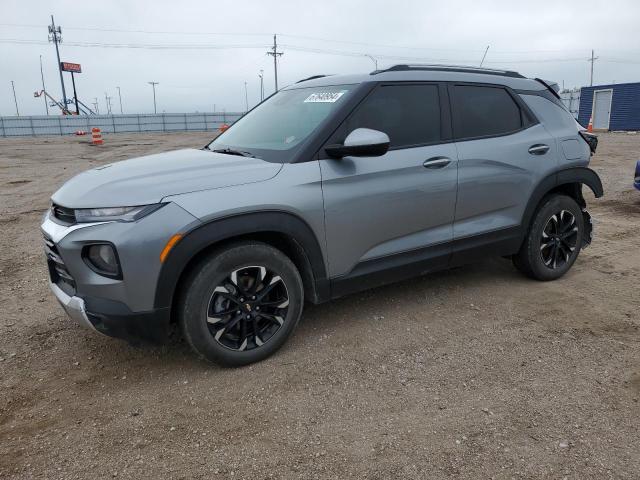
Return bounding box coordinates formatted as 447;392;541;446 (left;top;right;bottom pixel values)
560;89;581;119
0;112;243;137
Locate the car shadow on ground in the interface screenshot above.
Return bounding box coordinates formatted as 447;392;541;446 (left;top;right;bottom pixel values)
73;257;529;373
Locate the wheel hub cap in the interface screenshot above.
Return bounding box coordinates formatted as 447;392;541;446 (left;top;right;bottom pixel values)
540;210;579;269
206;265;289;351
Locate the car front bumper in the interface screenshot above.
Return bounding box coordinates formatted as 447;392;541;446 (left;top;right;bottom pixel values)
48;278;170;343
41;202;199;344
49;280;102;334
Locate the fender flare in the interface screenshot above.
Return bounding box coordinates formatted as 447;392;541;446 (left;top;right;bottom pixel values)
153;210;329;309
521;166;603;236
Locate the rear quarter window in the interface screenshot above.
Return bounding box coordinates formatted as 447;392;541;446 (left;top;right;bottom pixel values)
451;85;523;139
520;94;578;132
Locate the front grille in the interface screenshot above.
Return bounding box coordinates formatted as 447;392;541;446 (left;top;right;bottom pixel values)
44;234;76;296
51;204;76;225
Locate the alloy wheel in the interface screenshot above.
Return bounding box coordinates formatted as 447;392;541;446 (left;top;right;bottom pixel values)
540;210;579;269
206;265;289;351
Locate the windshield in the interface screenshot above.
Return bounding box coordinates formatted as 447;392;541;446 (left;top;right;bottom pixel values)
207;84;354;162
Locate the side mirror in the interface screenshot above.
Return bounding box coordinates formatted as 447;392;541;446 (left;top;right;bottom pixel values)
325;128;390;159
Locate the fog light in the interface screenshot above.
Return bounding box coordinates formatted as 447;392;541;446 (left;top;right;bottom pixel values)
84;243;121;278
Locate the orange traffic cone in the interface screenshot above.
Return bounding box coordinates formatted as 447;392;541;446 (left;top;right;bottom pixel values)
587;114;594;133
91;127;103;145
218;123;230;133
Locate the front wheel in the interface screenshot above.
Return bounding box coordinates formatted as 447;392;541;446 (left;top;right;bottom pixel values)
513;194;584;281
178;242;304;367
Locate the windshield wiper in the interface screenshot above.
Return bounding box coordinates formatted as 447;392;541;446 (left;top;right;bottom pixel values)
211;148;255;158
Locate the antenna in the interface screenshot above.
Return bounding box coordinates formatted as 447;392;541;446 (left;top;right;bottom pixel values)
479;46;490;67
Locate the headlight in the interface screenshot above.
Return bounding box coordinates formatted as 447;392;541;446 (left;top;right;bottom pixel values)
74;204;165;223
83;243;121;278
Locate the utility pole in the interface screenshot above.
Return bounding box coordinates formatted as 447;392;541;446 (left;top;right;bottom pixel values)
364;54;378;70
258;69;264;101
105;92;113;114
588;49;598;86
92;97;99;114
116;86;123;114
148;81;159;113
70;72;79;114
48;15;67;112
39;55;49;115
11;81;19;116
266;35;283;92
480;45;490;67
244;81;249;112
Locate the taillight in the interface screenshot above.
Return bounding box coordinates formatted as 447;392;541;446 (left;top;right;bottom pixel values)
579;131;598;154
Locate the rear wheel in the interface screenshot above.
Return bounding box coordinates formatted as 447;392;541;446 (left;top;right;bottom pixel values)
178;242;304;366
513;195;584;281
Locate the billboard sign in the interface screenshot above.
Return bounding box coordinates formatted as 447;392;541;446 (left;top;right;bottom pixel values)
60;62;82;73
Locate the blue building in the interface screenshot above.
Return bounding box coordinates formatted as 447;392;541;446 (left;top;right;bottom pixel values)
578;82;640;131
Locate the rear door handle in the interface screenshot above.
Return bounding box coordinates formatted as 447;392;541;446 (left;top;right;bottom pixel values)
423;157;451;169
528;144;550;155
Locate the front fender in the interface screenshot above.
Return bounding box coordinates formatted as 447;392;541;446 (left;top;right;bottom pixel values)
153;210;329;310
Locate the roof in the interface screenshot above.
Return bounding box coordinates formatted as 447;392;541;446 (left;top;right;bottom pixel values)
285;64;545;91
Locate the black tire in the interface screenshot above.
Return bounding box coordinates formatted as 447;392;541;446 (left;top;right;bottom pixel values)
178;241;304;367
513;194;584;281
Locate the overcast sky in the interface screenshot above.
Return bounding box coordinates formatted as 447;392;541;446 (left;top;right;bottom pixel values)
2;0;640;116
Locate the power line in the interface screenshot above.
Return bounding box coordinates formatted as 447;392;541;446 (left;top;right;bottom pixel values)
1;36;639;67
0;38;268;49
6;22;628;56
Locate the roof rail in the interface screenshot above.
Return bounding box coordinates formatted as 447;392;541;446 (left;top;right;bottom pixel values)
296;74;331;84
372;64;525;79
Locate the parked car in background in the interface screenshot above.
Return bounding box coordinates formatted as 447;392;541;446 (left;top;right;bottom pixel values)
42;64;603;366
634;160;640;190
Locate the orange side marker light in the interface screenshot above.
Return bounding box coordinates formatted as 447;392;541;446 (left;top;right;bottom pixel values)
160;234;183;263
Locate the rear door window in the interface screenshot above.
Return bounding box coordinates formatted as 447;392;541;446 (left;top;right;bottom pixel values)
451;85;523;140
343;84;441;148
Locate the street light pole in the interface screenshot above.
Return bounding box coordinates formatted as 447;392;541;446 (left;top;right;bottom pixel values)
244;81;249;112
148;81;159;114
11;80;19;116
364;54;378;70
258;69;264;101
116;86;123;114
39;55;49;115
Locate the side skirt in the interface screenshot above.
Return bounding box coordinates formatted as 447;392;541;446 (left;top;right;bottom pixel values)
329;226;522;300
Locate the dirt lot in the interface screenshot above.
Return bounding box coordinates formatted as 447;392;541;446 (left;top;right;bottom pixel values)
0;132;639;479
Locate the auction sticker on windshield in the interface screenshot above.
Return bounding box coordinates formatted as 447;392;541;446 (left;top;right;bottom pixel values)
304;91;346;103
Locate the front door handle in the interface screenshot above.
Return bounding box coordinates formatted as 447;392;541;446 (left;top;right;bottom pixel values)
528;144;550;155
423;157;451;169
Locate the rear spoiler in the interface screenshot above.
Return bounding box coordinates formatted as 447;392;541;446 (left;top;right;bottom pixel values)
534;78;561;98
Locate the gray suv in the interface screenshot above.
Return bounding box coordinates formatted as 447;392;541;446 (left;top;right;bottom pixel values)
42;65;603;366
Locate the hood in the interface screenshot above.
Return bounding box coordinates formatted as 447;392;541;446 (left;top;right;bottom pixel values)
51;148;283;208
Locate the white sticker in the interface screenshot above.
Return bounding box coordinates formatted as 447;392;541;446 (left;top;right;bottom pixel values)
304;91;346;103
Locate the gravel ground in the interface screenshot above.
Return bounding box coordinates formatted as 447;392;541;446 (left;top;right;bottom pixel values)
0;132;639;479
